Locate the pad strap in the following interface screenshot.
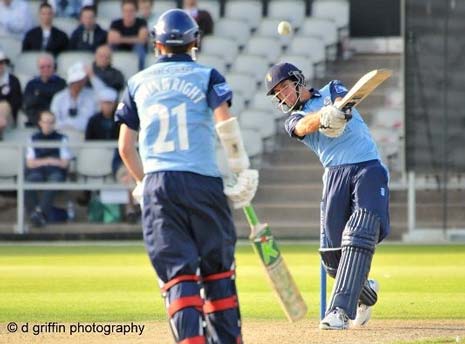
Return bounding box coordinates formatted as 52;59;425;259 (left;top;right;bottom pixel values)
161;274;200;293
168;295;204;317
180;336;206;344
203;270;235;282
204;296;238;314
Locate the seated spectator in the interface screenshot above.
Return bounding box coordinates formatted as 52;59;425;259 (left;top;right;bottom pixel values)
69;5;107;52
48;0;95;19
25;110;72;227
90;45;125;92
183;0;213;38
108;0;148;70
0;0;32;40
50;62;97;133
22;2;69;56
85;88;140;223
138;0;158;29
23;54;66;127
0;51;22;139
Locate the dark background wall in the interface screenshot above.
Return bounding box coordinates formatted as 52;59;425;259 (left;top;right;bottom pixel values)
349;0;401;37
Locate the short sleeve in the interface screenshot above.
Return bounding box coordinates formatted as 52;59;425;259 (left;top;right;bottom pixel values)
115;87;140;130
329;80;348;102
207;68;233;110
26;138;35;160
284;111;306;139
59;137;73;160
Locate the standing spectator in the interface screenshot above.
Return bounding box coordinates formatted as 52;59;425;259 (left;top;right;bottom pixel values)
90;45;125;92
138;0;158;29
25;110;72;228
0;51;22;139
183;0;213;37
0;0;32;40
23;54;66;127
50;62;97;133
48;0;95;19
108;0;149;70
22;2;69;56
69;5;107;52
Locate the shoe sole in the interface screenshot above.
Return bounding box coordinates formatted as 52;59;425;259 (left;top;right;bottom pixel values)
319;323;348;330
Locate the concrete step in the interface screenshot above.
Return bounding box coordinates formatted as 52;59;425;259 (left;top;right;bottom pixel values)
255;184;323;203
390;189;465;203
263;147;322;165
259;165;324;183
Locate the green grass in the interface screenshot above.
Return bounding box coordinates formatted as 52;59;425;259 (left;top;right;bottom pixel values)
0;243;464;322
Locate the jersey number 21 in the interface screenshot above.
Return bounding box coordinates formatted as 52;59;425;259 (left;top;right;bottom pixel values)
151;103;189;153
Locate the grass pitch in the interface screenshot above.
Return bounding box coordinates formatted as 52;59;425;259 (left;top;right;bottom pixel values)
0;243;464;322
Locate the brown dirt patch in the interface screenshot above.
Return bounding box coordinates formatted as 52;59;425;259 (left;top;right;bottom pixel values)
1;320;464;344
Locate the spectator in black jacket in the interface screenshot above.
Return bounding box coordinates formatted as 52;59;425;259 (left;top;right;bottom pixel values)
69;5;107;52
22;2;69;56
0;51;22;139
89;45;125;92
23;53;66;127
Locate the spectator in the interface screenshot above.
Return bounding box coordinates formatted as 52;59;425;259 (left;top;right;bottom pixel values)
183;0;213;38
0;0;32;40
50;62;98;133
108;0;148;70
90;45;125;92
0;51;22;139
138;0;158;29
69;5;107;52
85;88;139;222
48;0;95;19
23;54;66;127
22;2;69;56
25;110;72;228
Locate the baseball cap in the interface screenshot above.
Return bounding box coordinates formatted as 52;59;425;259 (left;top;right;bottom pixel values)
265;62;303;95
66;62;87;84
0;51;10;64
98;88;118;102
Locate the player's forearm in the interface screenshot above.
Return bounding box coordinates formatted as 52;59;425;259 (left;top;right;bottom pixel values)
294;113;320;136
119;145;144;183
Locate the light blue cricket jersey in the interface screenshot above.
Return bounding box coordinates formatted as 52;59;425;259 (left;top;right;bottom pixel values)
115;54;232;177
285;80;381;167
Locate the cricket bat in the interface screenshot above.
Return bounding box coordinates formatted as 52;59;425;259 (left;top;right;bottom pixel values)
243;204;307;322
334;69;392;111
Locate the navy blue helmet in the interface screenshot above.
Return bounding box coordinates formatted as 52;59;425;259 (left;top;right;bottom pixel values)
265;62;305;95
151;9;199;46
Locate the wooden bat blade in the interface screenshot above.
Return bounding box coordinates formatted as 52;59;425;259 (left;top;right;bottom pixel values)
335;69;392;110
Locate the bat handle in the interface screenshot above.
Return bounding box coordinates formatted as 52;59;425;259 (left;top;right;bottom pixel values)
243;204;259;226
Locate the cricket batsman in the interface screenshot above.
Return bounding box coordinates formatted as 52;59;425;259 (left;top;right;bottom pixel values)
265;62;390;329
116;9;258;343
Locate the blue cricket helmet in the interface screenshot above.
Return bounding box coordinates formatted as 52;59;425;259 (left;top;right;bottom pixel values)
265;62;305;95
151;9;199;46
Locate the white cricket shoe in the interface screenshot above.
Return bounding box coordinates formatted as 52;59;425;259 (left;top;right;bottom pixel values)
351;279;380;327
319;307;349;330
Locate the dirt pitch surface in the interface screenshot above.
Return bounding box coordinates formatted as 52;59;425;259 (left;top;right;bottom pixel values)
1;320;465;344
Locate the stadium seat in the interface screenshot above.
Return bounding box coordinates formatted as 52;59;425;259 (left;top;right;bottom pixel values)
244;36;282;64
153;0;177;14
278;54;315;82
312;0;350;30
201;36;239;65
15;74;30;92
231;54;269;83
76;147;114;181
256;18;292;48
61;129;85;142
56;52;94;76
299;17;338;60
249;92;282;120
239;109;277;142
0;145;20;178
214;18;252;48
287;36;326;77
224;0;262;30
199;0;221;22
268;0;306;29
225;73;257;102
53;17;79;36
197;54;227;75
3;128;36;143
96;0;121;21
0;36;22;61
229;92;246;118
112;51;138;80
13;52;42;77
95;17;111;31
242;128;264;166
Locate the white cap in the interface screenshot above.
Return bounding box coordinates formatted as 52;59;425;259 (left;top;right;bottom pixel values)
0;51;10;64
98;88;118;102
67;62;87;84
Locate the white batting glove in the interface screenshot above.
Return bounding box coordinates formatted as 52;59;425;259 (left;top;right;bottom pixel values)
319;105;348;138
224;169;259;209
132;182;143;205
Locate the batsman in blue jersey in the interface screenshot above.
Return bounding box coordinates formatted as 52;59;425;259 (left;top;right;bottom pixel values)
265;63;390;330
116;9;258;344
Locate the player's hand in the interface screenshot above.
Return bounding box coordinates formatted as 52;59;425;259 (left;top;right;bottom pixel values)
224;169;259;209
132;181;143;205
319;105;348;138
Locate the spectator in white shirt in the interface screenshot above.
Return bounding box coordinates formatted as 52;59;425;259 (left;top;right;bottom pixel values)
0;0;32;40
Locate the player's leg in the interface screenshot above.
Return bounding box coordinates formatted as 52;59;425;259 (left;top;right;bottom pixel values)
143;172;206;344
189;174;242;344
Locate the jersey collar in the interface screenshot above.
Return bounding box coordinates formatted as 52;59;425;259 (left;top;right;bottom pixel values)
309;88;321;98
156;53;193;63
